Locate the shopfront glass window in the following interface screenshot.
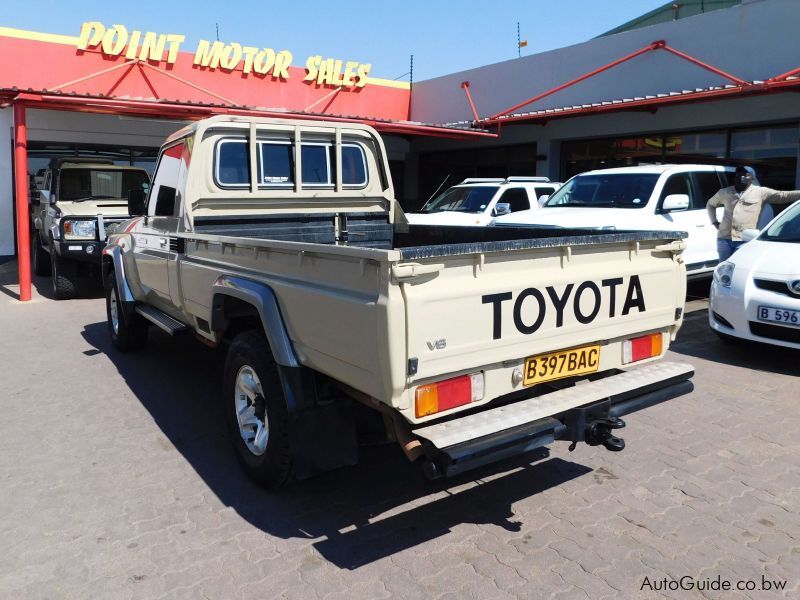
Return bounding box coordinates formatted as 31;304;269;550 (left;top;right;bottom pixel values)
730;125;798;189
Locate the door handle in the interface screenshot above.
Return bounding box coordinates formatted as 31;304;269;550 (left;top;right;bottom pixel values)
695;224;706;227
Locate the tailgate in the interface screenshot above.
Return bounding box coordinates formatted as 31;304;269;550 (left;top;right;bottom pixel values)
397;237;685;384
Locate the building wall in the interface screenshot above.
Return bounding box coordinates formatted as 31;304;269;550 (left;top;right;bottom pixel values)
405;93;800;205
410;0;800;125
0;108;14;256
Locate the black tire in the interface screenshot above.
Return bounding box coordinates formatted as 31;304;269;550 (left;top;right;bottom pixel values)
31;231;51;276
106;275;149;352
223;330;292;489
50;250;78;300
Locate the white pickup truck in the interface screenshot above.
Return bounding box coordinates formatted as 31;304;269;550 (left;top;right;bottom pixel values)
405;177;561;226
494;165;753;279
103;116;694;488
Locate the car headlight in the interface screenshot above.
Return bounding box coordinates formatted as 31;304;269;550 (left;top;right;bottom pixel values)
713;261;735;287
63;219;97;240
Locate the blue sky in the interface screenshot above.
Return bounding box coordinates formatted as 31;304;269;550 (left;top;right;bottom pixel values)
4;0;667;81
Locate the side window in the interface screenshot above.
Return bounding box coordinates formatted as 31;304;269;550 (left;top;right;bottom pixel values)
215;139;250;187
149;142;183;217
259;142;293;185
301;144;329;185
692;172;723;209
659;174;693;211
498;188;530;212
341;144;367;186
533;185;555;199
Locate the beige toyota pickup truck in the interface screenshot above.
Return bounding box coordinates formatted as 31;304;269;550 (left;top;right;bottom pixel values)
103;115;694;488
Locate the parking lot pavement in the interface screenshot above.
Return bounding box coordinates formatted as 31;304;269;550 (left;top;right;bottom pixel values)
0;266;798;599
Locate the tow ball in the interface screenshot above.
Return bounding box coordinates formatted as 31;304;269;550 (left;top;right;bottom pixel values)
586;417;625;451
569;417;626;452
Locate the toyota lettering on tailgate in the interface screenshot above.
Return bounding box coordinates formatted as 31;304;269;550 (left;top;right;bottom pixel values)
482;276;646;340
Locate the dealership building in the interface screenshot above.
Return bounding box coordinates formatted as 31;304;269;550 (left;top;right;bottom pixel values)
1;0;799;269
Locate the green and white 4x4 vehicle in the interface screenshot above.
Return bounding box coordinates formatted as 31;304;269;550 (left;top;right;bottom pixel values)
30;158;151;299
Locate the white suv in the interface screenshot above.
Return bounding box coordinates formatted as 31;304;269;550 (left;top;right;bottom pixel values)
405;177;561;227
494;165;761;279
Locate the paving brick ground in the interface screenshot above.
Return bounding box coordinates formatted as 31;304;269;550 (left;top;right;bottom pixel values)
0;263;798;599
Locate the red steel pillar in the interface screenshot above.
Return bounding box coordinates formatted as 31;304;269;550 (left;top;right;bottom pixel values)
14;102;31;302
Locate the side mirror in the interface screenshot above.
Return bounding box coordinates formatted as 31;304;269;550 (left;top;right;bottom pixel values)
662;193;690;212
537;195;549;207
128;188;146;216
493;202;512;217
741;228;760;242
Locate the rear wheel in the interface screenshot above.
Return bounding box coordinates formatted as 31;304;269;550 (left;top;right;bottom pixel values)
223;330;293;489
50;250;78;300
106;275;148;352
31;231;51;276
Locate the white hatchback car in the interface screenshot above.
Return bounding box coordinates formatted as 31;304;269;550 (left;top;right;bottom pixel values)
709;199;800;349
405;177;561;227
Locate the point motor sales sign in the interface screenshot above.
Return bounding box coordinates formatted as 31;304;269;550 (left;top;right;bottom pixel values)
77;22;373;88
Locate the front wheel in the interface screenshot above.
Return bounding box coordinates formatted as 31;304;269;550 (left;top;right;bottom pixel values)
50;250;78;300
106;276;148;352
223;330;293;489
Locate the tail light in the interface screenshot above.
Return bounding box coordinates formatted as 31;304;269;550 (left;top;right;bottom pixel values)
622;332;663;364
415;372;484;418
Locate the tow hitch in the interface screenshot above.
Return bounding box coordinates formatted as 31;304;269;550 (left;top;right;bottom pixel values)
583;417;625;452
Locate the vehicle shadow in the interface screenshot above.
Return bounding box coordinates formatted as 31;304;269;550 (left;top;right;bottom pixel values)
81;321;593;569
0;259;104;301
669;306;799;375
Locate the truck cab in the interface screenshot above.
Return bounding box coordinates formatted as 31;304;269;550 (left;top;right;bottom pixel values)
406;177;561;226
31;158;151;299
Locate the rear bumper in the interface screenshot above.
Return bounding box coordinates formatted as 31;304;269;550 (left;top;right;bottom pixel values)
413;361;694;478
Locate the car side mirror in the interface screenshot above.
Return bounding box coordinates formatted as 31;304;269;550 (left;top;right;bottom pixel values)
538;195;550;206
662;194;690;212
493;202;512;217
741;228;760;242
128;188;146;216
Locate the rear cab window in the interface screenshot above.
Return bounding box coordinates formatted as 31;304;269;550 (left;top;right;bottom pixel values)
214;138;368;189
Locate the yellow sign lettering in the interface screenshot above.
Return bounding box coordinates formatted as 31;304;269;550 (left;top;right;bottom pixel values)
74;22;372;87
241;46;259;74
165;34;186;63
77;21;105;50
139;32;167;62
356;63;371;88
304;55;321;82
219;43;242;71
101;24;128;55
273;50;292;80
254;48;276;75
194;39;225;68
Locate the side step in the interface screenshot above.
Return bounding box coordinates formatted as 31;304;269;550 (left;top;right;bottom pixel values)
413;361;694;478
135;304;189;335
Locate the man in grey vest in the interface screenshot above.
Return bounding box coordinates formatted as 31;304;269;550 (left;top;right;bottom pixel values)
707;166;800;261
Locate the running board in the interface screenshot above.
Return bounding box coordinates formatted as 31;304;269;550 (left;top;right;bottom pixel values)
135;305;189;335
